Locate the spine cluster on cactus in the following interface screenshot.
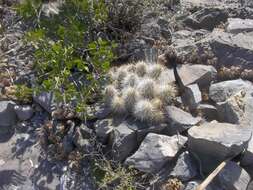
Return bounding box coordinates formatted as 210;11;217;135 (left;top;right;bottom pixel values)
137;78;155;99
134;100;164;123
135;61;147;77
103;61;176;123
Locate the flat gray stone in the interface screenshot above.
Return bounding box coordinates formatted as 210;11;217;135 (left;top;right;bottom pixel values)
0;101;17;127
165;106;201;135
226;18;253;33
216;161;251;190
170;151;198;182
110;122;137;162
125;133;187;173
188;122;252;173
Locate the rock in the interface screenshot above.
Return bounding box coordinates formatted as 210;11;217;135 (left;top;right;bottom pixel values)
216;161;251;190
210;31;253;69
182;84;202;110
216;90;253;124
110;122;137;162
177;64;217;89
247;181;253;190
184;181;218;190
95;119;114;144
209;79;252;103
74;130;92;153
226;18;253;33
197;104;218;121
209;79;253;124
183;8;228;30
165;106;201;135
33;92;54;113
63;135;74;155
241;137;253;177
79;124;92;139
14;105;34;121
0;101;17;127
170;151;198;182
188;122;252;173
125;133;187;173
125;119;167;144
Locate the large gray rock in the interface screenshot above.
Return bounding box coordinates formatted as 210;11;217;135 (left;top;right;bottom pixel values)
209;79;252;102
216;161;251;190
216;90;253;124
0;101;17;127
210;31;253;70
110;122;137;162
125;133;187;173
188;122;252;173
209;79;253;124
165;106;201;135
177;64;217;89
183;8;228;30
170;151;198;182
14;105;34;121
226;18;253;33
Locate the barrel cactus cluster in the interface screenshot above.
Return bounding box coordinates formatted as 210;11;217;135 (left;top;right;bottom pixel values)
103;61;177;124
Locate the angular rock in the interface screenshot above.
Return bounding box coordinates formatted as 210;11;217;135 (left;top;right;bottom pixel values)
165;106;201;135
216;90;253;124
184;181;216;190
241;137;253;177
79;124;92;139
210;31;253;69
110;122;137;162
209;79;252;102
216;161;251;190
125;133;187;173
247;181;253;190
197;104;218;121
182;84;202;110
74;131;92;153
33;92;54;113
226;18;253;33
125;119;167;143
95;119;114;144
183;8;228;31
14;105;34;121
170;151;198;182
0;101;17;127
177;64;217;89
188;122;252;173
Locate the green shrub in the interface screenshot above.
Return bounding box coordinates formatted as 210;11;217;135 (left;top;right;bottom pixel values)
17;0;116;119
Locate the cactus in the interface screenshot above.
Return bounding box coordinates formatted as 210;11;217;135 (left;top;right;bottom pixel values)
137;78;155;99
104;85;118;105
104;61;177;124
135;61;147;77
147;64;163;79
123;87;140;112
134;99;164;123
111;95;126;115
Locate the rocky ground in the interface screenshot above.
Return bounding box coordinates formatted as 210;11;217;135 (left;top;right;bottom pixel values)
1;0;253;190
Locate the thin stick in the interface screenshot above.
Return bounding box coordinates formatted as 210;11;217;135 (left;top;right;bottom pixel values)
196;160;228;190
